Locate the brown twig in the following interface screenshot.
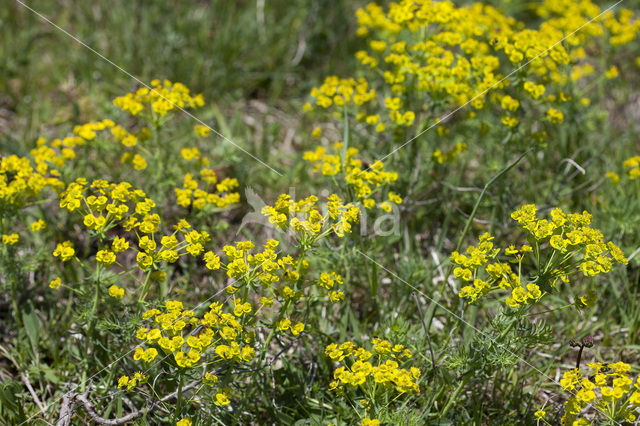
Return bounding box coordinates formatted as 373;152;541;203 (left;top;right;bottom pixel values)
55;380;200;426
56;391;75;426
20;372;47;418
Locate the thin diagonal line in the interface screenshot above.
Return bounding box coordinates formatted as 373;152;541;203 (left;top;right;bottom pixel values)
366;0;624;172
355;249;621;425
14;0;283;177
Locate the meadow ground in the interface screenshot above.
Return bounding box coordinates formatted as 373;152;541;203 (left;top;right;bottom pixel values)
1;1;640;424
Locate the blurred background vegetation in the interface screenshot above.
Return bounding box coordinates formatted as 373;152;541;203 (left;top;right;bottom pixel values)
0;0;360;133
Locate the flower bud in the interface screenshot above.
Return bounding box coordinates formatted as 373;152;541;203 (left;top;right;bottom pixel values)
581;335;594;348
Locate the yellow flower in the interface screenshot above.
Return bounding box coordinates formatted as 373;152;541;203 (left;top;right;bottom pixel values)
181;147;200;161
30;219;46;231
241;346;255;361
136;252;154;270
501;115;518;127
132;154;147;170
2;233;19;245
291;322;305;336
194;124;210;137
117;376;129;389
388;192;402;204
523;81;545;99
500;95;519;111
215;392;230;405
546;108;564;124
233;301;252;317
49;277;62;289
379;201;392;212
96;250;117;266
176;418;192;426
277;318;291;332
576;388;596;403
526;283;542;299
535;409;547;420
203;251;221;270
605;66;619;79
112;236;130;253
108;285;125;299
53;241;75;261
260;296;274;306
203;372;219;385
134;347;158;362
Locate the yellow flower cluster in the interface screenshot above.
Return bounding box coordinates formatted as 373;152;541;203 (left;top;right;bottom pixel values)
176;418;192;426
66;82;240;212
546;107;564;124
2;233;19;245
277;317;305;336
113;79;204;117
303;143;400;210
306;0;639;137
537;1;640;46
606;155;640;184
511;205;627;277
318;271;345;303
120;191;365;398
6;231;26;244
175;172;240;209
261;193;360;239
326;338;420;396
30;219;45;231
214;238;344;311
193;124;211;137
72;120;152;173
0;154;63;216
432;142;467;164
60;178;152;228
135;300;256;371
305;76;376;110
558;362;640;425
218;239;288;285
112;80;240;210
108;285;125;299
73;119;116;141
116;372;147;391
452;205;627;308
53;241;75;262
55;178;217;301
49;277;62;289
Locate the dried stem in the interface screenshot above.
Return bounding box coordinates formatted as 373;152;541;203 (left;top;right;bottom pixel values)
55;380;200;426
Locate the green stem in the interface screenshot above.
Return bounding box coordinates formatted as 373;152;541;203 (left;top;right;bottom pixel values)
258;248;307;365
174;370;184;422
341;103;349;170
429;150;531;330
440;379;465;418
498;319;516;341
137;270;153;313
359;232;376;304
82;270;102;393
